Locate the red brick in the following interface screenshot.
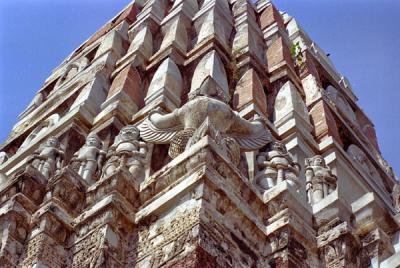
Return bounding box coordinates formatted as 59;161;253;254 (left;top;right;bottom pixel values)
309;100;342;145
233;69;267;116
171;247;220;268
260;4;285;30
70;4;138;59
108;65;143;107
266;37;294;71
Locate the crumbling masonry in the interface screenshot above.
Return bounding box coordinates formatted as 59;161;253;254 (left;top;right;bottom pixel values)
0;0;399;267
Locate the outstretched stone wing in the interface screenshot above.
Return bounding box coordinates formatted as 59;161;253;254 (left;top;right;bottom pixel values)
228;116;272;151
138;117;183;144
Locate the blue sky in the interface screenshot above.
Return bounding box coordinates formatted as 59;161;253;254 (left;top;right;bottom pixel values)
0;0;399;175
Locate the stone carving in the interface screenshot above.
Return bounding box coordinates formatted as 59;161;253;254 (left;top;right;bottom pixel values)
393;183;400;213
103;125;149;180
305;155;337;204
0;151;9;165
255;141;300;190
19;113;60;150
377;154;396;180
0;172;7;185
29;136;64;179
20;92;44;117
135;206;200;267
347;144;380;180
89;245;108;268
325;85;358;127
139;54;272;160
269;228;290;253
71;134;106;184
1;1;399;267
320;236;359;267
56;57;90;87
20;232;67;268
190;50;229;101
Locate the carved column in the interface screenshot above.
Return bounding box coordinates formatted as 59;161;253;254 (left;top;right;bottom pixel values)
262;180;314;267
17;166;86;267
360;228;392;267
19;204;72;268
311;181;360;268
352;192;398;267
317;222;360;268
70;168;138;266
0;166;47;266
0;202;30;267
129;137;269;267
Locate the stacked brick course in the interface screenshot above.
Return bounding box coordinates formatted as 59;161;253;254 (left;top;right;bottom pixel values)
0;1;399;267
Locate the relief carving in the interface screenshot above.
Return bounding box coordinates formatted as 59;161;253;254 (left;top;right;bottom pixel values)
56;57;89;88
305;155;337;204
136;207;200;265
46;168;86;213
269;228;290;253
347;145;383;185
320;236;359;268
20;232;67;268
347;145;370;170
71;134;106;184
139;52;272;161
0;151;9;165
19;113;60;151
103;125;149;181
20;92;45;118
29;136;64;179
393;183;400;213
0;2;397;268
255;141;300;190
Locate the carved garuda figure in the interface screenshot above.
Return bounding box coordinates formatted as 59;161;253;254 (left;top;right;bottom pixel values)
305;155;337;204
29;136;64;179
139;77;272;163
103;125;149;180
71;134;106;184
255;141;300;190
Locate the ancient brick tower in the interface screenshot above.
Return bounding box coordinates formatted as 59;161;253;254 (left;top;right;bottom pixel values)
0;0;399;267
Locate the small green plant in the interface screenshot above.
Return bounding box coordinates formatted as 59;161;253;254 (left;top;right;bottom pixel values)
290;41;305;69
290;41;301;57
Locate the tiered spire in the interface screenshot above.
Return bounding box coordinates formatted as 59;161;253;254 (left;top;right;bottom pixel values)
0;1;398;267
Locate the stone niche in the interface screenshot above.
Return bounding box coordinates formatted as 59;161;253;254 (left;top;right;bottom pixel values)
325;85;359;128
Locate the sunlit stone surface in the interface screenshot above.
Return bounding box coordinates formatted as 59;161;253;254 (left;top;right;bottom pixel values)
0;1;398;267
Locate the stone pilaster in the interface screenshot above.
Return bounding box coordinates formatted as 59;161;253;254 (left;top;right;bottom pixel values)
262;181;315;267
317;222;360;268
